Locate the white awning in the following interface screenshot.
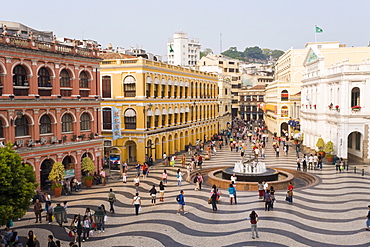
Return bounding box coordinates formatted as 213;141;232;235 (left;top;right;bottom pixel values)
155;108;161;116
123;76;136;84
180;80;184;86
174;108;180;114
185;106;190;112
162;78;167;85
168;79;173;85
180;107;185;113
168;108;174;114
124;109;136;117
154;78;160;84
174;79;179;86
146;76;152;83
147;109;154;116
162;108;168;115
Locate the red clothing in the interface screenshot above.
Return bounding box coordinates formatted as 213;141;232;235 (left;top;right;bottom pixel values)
288;184;294;191
250;213;258;224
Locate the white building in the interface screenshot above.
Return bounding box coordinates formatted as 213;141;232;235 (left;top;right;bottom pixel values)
167;32;200;67
301;42;370;162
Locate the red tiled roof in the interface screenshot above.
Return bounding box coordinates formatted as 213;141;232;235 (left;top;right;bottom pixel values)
249;85;265;90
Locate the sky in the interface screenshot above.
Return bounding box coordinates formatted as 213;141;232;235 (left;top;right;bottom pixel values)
1;0;370;59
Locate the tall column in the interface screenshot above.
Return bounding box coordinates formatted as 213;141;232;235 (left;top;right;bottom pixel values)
52;63;60;97
29;60;38;96
2;57;13;97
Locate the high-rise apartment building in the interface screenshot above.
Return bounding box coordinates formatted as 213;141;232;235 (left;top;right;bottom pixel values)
167;32;200;67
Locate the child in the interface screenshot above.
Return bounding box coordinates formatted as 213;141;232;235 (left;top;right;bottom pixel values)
122;168;127;183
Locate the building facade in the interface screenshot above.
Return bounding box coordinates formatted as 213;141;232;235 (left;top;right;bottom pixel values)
239;85;265;121
167;32;201;67
265;48;307;137
301;43;370;162
100;55;219;170
0;32;102;189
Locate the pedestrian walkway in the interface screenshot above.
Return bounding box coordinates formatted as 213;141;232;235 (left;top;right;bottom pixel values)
11;141;370;246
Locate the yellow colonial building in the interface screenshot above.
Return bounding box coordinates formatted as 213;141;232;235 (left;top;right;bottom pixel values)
99;53;219;169
265;48;307;137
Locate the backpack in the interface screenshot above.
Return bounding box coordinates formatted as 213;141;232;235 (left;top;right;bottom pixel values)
193;176;198;183
176;194;180;202
176;174;180;178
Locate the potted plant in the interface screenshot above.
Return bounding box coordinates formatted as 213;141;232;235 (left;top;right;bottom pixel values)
48;162;65;197
316;138;325;157
352;105;361;111
81;157;95;188
324;141;334;162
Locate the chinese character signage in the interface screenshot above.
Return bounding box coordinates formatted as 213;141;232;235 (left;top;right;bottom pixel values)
112;107;122;140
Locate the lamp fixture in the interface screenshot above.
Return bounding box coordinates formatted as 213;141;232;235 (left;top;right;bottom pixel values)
16;110;23;119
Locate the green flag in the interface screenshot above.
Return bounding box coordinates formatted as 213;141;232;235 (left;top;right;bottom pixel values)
169;44;174;53
315;26;323;33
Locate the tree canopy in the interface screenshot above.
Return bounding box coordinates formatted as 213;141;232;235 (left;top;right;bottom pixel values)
200;48;213;59
0;144;37;226
221;46;284;63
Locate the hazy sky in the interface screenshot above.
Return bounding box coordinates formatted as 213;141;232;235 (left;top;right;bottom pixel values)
2;0;370;58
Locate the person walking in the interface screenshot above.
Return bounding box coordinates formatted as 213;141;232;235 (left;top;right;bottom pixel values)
232;181;237;204
34;199;42;223
228;184;236;205
275;146;279;157
287;182;294;204
162;170;168;184
100;205;107;232
70;215;79;242
132;193;141;215
47;202;54;224
308;154;314;170
134;175;140;193
149;185;157;206
197;173;204;191
296;156;301;171
176;169;183;187
264;190;272;211
302;154;307;172
159;181;166;202
82;215;90;242
108;188;116;213
258;181;264;199
249;211;259;239
210;185;218;212
181;154;186;167
364;205;370;231
135;161;141;177
176;190;187;215
63;201;68;223
100;169;107;186
186;164;191;182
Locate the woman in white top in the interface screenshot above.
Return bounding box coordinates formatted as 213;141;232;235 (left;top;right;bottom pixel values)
82;215;90;242
176;169;183;187
231;174;237;184
134;175;140;193
132;193;142;215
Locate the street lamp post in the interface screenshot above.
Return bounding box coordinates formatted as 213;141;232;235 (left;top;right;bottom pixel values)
77;214;83;247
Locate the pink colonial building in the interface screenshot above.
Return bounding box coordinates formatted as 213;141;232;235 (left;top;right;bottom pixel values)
0;22;102;190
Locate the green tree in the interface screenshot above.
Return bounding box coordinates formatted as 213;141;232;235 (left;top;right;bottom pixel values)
271;50;284;60
221;47;243;60
200;48;213;58
0;144;37;226
243;46;266;61
81;157;95;177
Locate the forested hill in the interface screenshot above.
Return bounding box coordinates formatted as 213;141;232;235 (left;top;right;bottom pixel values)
221;46;284;63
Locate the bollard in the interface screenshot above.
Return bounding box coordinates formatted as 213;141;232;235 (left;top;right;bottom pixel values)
362;169;365;176
354;166;356;173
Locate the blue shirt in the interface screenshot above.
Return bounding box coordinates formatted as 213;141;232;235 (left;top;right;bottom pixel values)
228;187;236;194
178;194;185;205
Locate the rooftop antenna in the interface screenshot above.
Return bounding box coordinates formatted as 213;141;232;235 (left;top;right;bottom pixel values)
220;33;222;54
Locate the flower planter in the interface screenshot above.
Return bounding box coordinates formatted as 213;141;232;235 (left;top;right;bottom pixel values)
53;187;63;197
327;156;333;163
85;178;93;188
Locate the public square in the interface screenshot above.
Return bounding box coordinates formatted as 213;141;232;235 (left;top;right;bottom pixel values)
11;143;370;247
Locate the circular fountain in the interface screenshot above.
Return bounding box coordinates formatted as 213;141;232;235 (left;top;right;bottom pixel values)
221;160;279;182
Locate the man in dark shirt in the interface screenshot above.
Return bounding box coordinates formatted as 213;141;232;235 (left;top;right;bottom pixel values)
364;205;370;231
47;235;56;247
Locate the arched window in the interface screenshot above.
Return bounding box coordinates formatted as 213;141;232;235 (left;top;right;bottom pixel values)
281;106;289;117
351;87;360;107
281;90;289;101
15;115;29;136
79;71;89;88
38;67;51;87
62;114;73;132
102;108;112;130
124;108;136;129
123;76;136;97
13;65;28;86
80;113;91;130
60;69;71;87
40;115;52;134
